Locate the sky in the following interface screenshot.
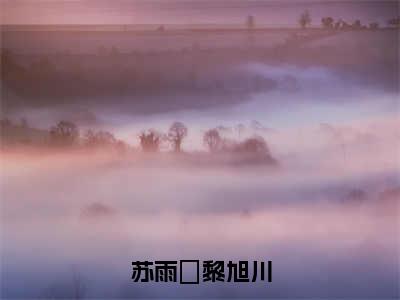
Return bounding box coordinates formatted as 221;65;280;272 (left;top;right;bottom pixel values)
1;0;398;26
1;0;399;149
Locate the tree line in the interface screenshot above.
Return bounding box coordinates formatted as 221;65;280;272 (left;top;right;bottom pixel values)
297;11;396;30
0;118;276;162
245;12;399;30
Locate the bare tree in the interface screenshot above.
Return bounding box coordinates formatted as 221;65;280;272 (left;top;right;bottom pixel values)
139;129;162;152
49;120;79;147
84;130;117;147
299;10;312;29
321;17;334;29
203;129;222;152
168;121;188;152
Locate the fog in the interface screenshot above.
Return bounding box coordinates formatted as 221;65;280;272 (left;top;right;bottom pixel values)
2;83;399;298
4;60;398;152
1;7;399;297
1;124;399;297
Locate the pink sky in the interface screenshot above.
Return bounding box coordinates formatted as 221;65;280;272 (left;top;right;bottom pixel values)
1;0;397;26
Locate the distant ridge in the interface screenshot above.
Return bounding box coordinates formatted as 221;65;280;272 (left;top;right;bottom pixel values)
1;24;318;32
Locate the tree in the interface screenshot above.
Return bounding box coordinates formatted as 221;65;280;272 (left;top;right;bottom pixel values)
219;135;278;165
49;121;79;147
203;129;222;153
246;15;255;30
234;136;270;154
299;10;311;29
235;136;277;164
321;17;334;29
352;19;362;29
83;130;96;146
139;129;162;152
168;121;188;152
369;22;380;30
84;130;117;148
341;21;350;30
334;19;342;30
387;17;400;27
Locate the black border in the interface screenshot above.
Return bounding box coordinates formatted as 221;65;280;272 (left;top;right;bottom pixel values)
179;260;199;284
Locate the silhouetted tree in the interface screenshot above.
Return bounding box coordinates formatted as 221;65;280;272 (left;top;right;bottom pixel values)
352;20;362;29
211;135;278;165
139;129;162;152
321;17;334;29
246;15;255;30
387;17;400;27
94;131;116;145
49;121;79;147
84;130;117;147
369;22;380;30
84;130;96;146
234;136;270;154
203;129;222;153
168;121;188;152
334;19;342;29
234;136;277;165
299;10;312;29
